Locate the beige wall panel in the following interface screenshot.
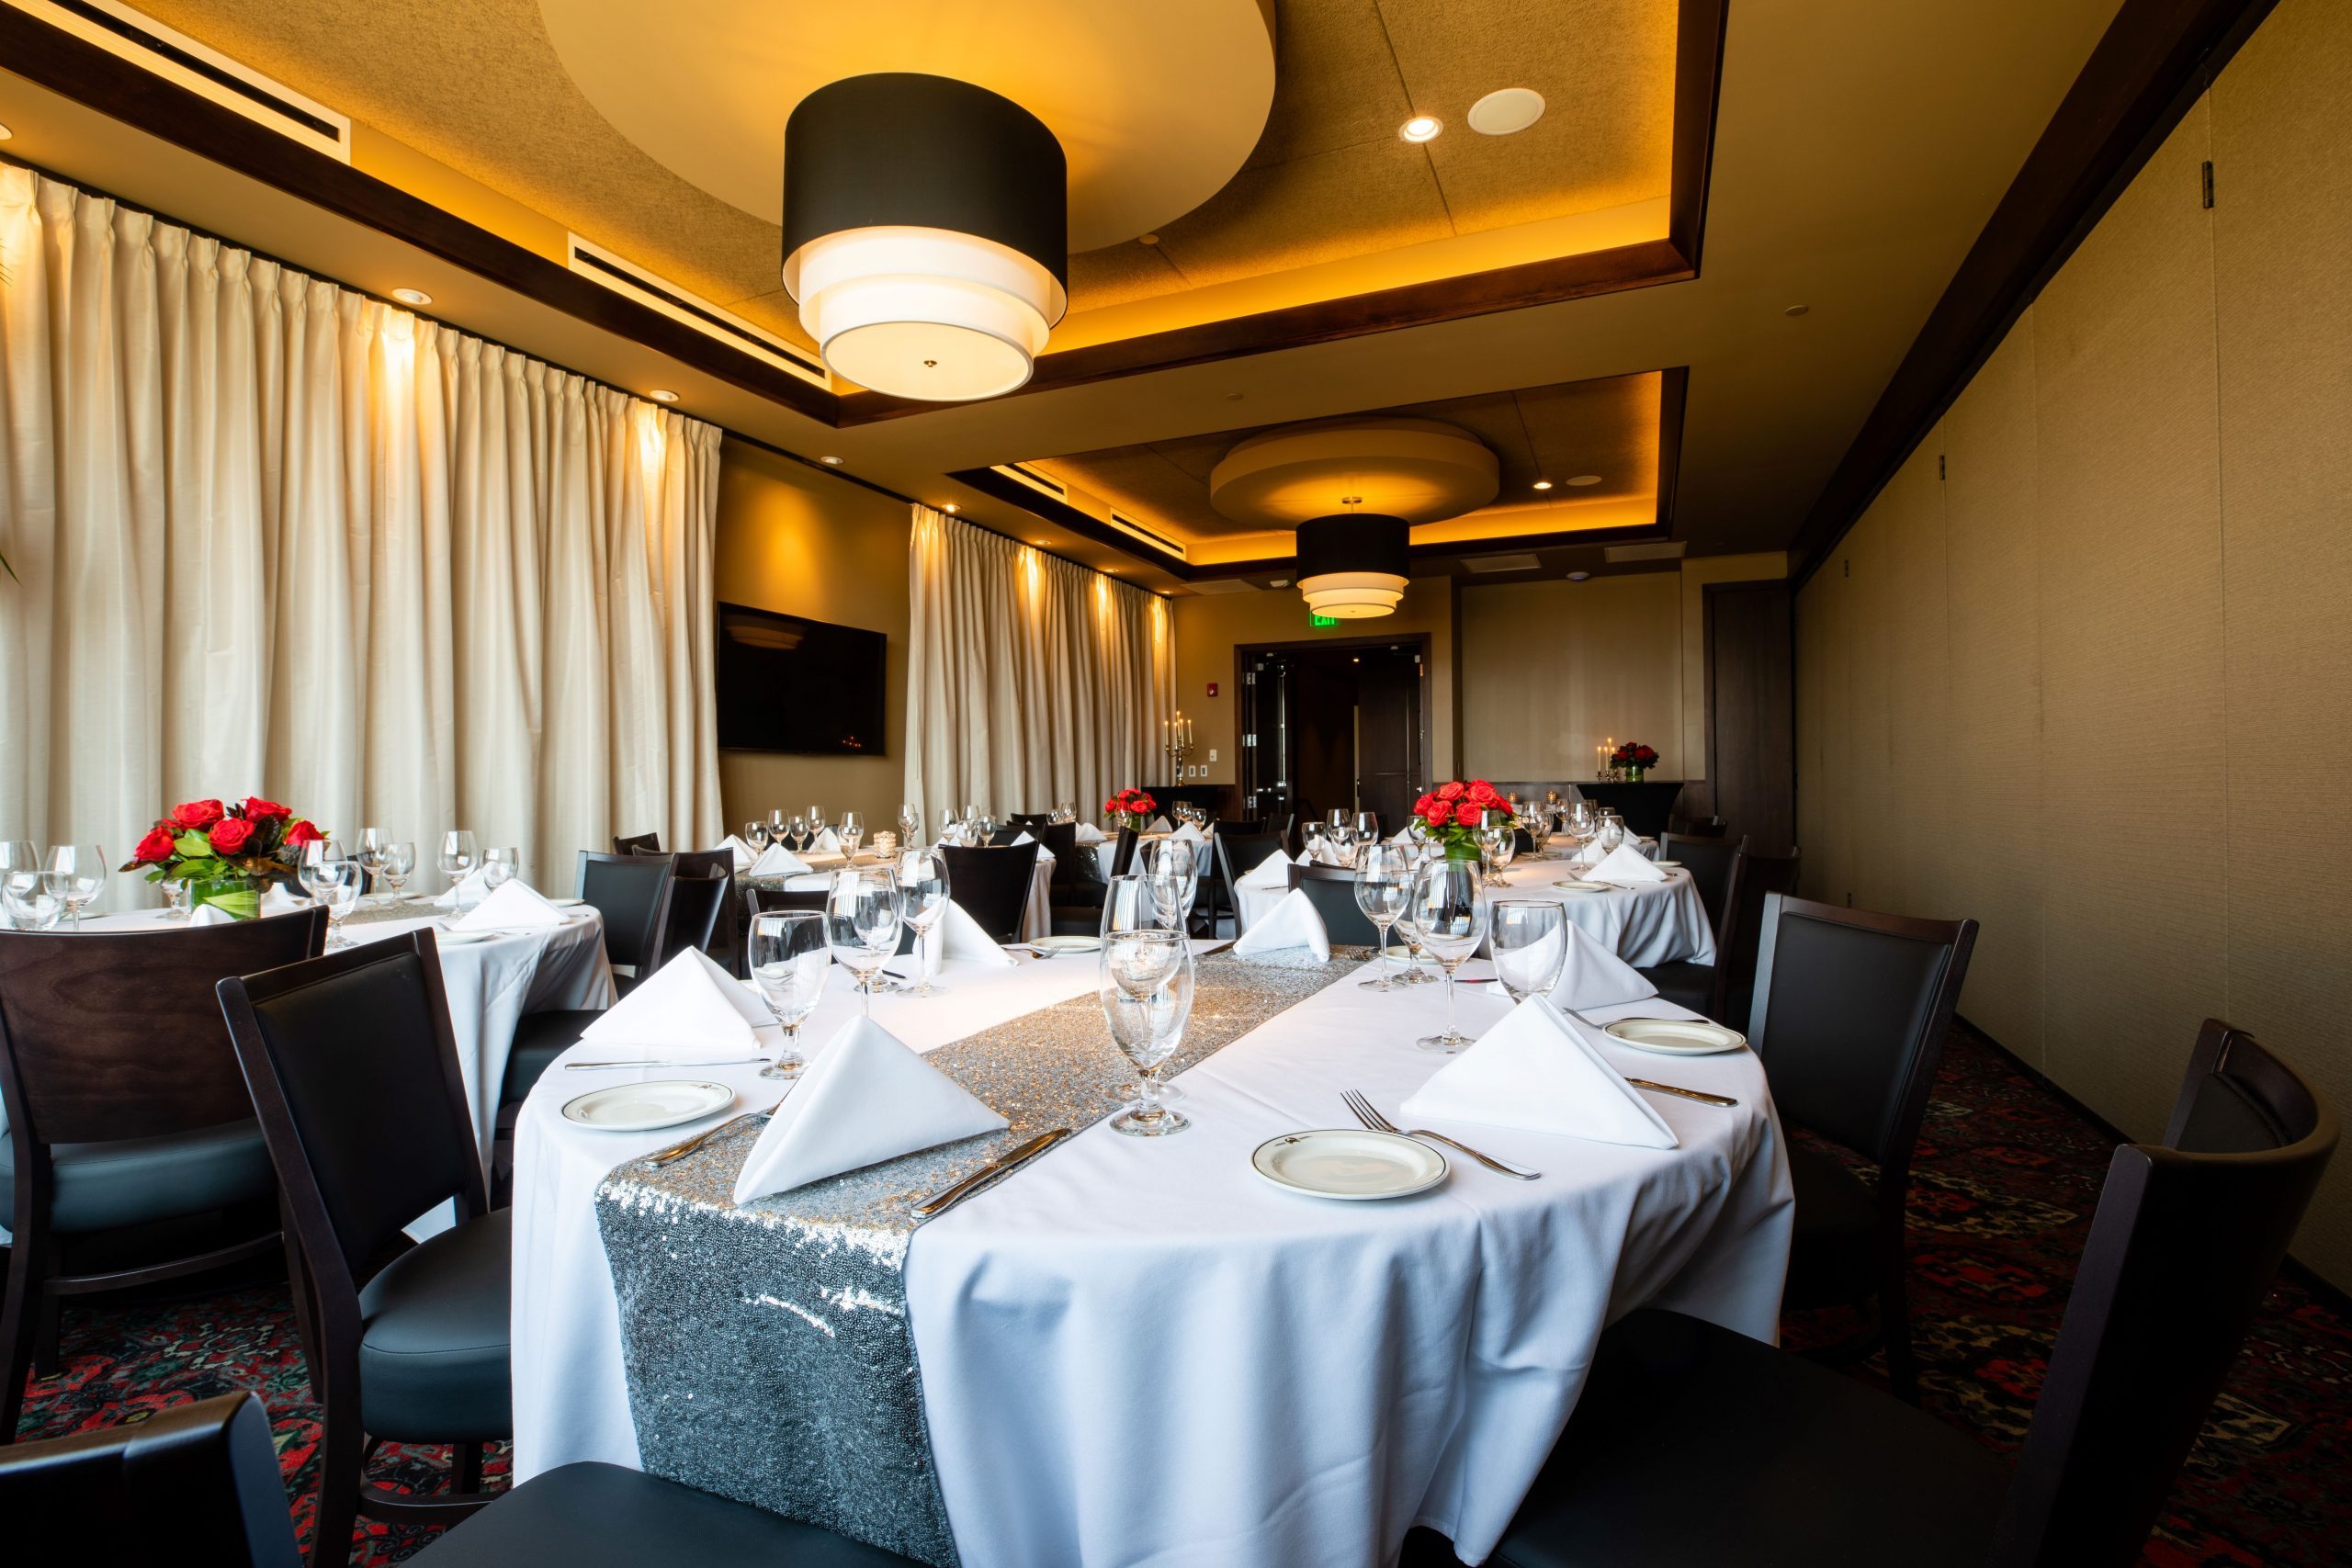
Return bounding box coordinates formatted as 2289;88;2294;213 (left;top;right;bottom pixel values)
2211;0;2352;1280
1795;558;1853;907
1939;320;2048;1065
1880;436;1956;921
2031;103;2226;1140
1461;574;1684;781
1677;551;1790;783
711;443;912;833
1841;489;1900;915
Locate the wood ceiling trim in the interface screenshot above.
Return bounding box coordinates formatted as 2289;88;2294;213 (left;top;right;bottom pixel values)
1789;0;2280;583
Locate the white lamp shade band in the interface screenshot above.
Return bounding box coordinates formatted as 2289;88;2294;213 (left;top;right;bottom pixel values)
1298;570;1408;618
788;226;1065;400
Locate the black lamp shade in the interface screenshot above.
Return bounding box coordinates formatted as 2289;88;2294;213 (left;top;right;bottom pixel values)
1295;513;1410;580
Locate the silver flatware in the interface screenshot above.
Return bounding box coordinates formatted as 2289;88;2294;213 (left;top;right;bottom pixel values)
1341;1089;1541;1180
567;1056;771;1071
913;1127;1074;1217
641;1096;786;1168
1624;1077;1739;1108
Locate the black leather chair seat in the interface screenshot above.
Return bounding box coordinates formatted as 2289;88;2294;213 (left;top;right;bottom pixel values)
1633;960;1717;1018
1494;1309;2007;1568
500;1010;605;1103
1782;1139;1881;1310
0;1120;274;1233
356;1208;513;1443
411;1460;924;1567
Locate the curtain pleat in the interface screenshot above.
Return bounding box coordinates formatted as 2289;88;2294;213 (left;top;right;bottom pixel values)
0;166;724;900
902;507;1172;830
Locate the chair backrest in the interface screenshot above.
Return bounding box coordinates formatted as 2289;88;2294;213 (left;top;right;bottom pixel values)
1664;815;1727;840
1657;831;1747;938
1991;1023;2335;1566
1747;894;1977;1169
0;913;326;1148
744;886;917;954
658;847;735;968
939;842;1042;942
1721;846;1800;1025
1106;825;1140;879
1215;832;1286;934
611;831;662;855
1033;821;1084;888
575;851;675;975
218;934;484;1293
1284;863;1381;945
1009;812;1051;828
0;1391;299;1568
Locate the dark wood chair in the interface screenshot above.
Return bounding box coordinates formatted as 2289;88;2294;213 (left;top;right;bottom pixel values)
1662;814;1728;840
645;847;735;975
1492;1020;2335;1568
1634;833;1749;1021
0;910;327;1443
939;842;1042;942
574;851;675;997
1720;846;1801;1032
744;886;917;956
1008;812;1052;829
0;1387;925;1567
1750;893;1978;1400
1106;825;1140;879
1046;823;1114;936
609;832;661;856
217;931;510;1563
1214;831;1286;937
1283;863;1381;945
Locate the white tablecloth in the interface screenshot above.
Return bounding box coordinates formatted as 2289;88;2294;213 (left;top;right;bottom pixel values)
777;852;1056;942
512;952;1788;1567
1235;851;1715;968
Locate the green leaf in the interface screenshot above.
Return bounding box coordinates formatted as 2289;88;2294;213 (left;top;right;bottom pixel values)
175;829;217;860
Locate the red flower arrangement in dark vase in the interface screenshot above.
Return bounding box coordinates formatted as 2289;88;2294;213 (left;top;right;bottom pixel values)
1410;779;1518;859
120;795;331;918
1610;742;1660;779
1102;789;1159;830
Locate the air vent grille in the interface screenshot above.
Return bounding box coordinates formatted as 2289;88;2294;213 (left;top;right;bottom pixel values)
1603;540;1687;563
1462;553;1543;573
566;236;828;388
1000;463;1068;497
1107;510;1186;559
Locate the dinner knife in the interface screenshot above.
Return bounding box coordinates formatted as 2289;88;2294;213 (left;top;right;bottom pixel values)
1624;1077;1740;1108
566;1056;772;1071
913;1127;1073;1217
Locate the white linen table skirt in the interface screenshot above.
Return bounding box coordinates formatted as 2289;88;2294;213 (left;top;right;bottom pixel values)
780;855;1055;941
511;951;1788;1568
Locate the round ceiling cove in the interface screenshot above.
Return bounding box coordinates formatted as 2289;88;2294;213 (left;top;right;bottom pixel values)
537;0;1275;252
1207;419;1500;527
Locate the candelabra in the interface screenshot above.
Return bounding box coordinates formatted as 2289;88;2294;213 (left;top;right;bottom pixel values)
1163;734;1194;777
1163;710;1195;779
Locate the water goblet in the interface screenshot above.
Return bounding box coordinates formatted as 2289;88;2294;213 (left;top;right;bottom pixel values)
894;847;953;995
825;866;901;1018
379;841;417;904
745;820;771;850
482;846;520;892
439;829;480;901
300;840;345;903
163;876;191;921
1490;900;1570;1005
357;828;389;902
3;874;63;931
749;911;829;1078
44;844;108;931
899;803;922;847
840;810;865;860
315;859;362;949
769;808;788;843
1102;873;1183;941
786;813;809;852
1354;810;1380;844
1354;840;1413;989
1101;931;1193;1137
1139;838;1198;929
1410;860;1489;1052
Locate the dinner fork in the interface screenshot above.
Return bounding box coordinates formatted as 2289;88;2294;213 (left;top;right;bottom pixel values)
1342;1089;1541;1180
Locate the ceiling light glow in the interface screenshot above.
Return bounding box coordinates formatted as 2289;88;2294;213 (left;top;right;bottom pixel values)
1295;513;1408;619
1466;88;1546;136
820;455;844;466
649;389;679;403
1567;474;1602;487
0;123;14;141
1532;479;1554;491
1398;116;1442;143
391;288;433;306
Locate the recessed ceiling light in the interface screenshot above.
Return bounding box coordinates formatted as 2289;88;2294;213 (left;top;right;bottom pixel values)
1566;570;1592;581
648;389;679;403
1271;579;1290;589
1466;88;1545;136
390;288;432;306
944;502;959;513
1784;304;1811;317
820;455;844;466
1035;539;1047;546
1532;479;1555;491
0;123;14;141
1567;474;1602;487
1138;232;1160;246
1398;115;1442;143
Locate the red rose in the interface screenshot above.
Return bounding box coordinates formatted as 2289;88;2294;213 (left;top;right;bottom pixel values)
243;796;292;823
208;817;255;854
133;824;177;863
1420;800;1452;827
170;798;226;830
1437;781;1466;802
1468;780;1501;807
1412;793;1438;817
284;818;323;848
1453;801;1484;828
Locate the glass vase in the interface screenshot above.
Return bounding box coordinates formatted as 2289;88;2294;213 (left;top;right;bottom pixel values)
185;874;265;921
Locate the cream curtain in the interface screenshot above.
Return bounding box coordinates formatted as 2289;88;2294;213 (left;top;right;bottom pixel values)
0;166;723;900
904;507;1172;829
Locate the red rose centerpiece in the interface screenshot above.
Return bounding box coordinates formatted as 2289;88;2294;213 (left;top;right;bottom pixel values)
1410;779;1517;861
1102;789;1159;832
1609;742;1661;783
121;795;329;919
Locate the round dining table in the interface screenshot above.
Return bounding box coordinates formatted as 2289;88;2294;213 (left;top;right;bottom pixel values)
510;945;1789;1568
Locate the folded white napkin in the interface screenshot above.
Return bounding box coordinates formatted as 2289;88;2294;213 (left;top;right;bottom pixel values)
1238;850;1295;891
1074;823;1106;844
453;879;566;931
188;903;234;927
748;842;813;878
1231;888;1331;961
920;898;1020;978
1551;920;1659;1011
1011;830;1037;845
1401;996;1676;1148
1588;843;1667;885
1170;822;1208;843
732;1016;1007;1202
1312;841;1353;867
713;834;758;872
432;866;491;909
1389;827;1416;844
580;948;770;1052
809;827;842;854
1147;816;1172;833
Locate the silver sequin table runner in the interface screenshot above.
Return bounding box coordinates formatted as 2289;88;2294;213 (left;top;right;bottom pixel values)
593;949;1357;1566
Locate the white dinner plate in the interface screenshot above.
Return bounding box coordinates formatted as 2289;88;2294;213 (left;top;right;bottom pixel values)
1028;935;1102;955
548;896;587;908
560;1079;734;1132
1552;879;1610;893
1602;1017;1747;1055
1251;1129;1448;1201
1651;859;1681;870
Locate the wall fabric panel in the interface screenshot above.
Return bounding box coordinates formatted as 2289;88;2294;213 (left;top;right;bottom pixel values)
1460;574;1682;783
1791;0;2352;1287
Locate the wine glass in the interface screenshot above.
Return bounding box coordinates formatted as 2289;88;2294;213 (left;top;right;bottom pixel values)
314;857;362;950
1490;900;1570;1005
299;840;345;903
899;803;922;847
1139;838;1198;930
1477;808;1518;883
768;808;788;843
1055;801;1076;825
1353;840;1413;990
786;813;808;852
1102;873;1182;940
1410;861;1489;1052
357;828;388;903
3;874;63;930
482;846;520;892
1354;810;1380;844
805;806;824;844
745;819;771;850
379;841;417;903
894;847;952;996
43;844;107;930
1101;929;1193;1137
1;841;45;923
439;830;480;900
1302;820;1329;865
1524;809;1554;854
840;810;865;860
162;876;190;920
1595;814;1624;856
825;866;901;1018
749;911;829;1078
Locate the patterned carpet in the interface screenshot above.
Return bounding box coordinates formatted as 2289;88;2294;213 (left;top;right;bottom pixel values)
9;1025;2348;1565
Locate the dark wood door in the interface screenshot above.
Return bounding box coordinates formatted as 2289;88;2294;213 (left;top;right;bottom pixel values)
1354;647;1422;835
1238;653;1294;829
1290;657;1357;829
1704;581;1795;852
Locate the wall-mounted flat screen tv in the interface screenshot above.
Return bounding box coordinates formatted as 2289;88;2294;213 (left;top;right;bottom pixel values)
714;602;888;756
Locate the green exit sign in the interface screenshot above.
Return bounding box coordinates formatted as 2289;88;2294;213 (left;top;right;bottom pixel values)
1309;613;1340;627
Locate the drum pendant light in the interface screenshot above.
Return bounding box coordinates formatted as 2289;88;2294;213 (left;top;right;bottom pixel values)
783;73;1070;401
1295;513;1410;619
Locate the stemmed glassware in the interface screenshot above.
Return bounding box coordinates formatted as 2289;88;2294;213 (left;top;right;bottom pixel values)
1490;899;1570;1004
1595;812;1625;855
1524;809;1554;855
1100;926;1193;1137
1409;860;1489;1052
894;847;952;996
840;811;865;860
299;840;345;904
899;803;922;848
769;809;788;844
312;856;362;949
379;841;417;904
749;910;829;1078
1354;810;1380;844
3;841;61;930
786;814;809;852
745;819;772;850
825;866;901;1018
44;844;107;931
1353;840;1413;990
357;828;389;903
1139;838;1198;931
482;846;521;893
1477;808;1518;884
806;806;825;848
439;829;480;902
